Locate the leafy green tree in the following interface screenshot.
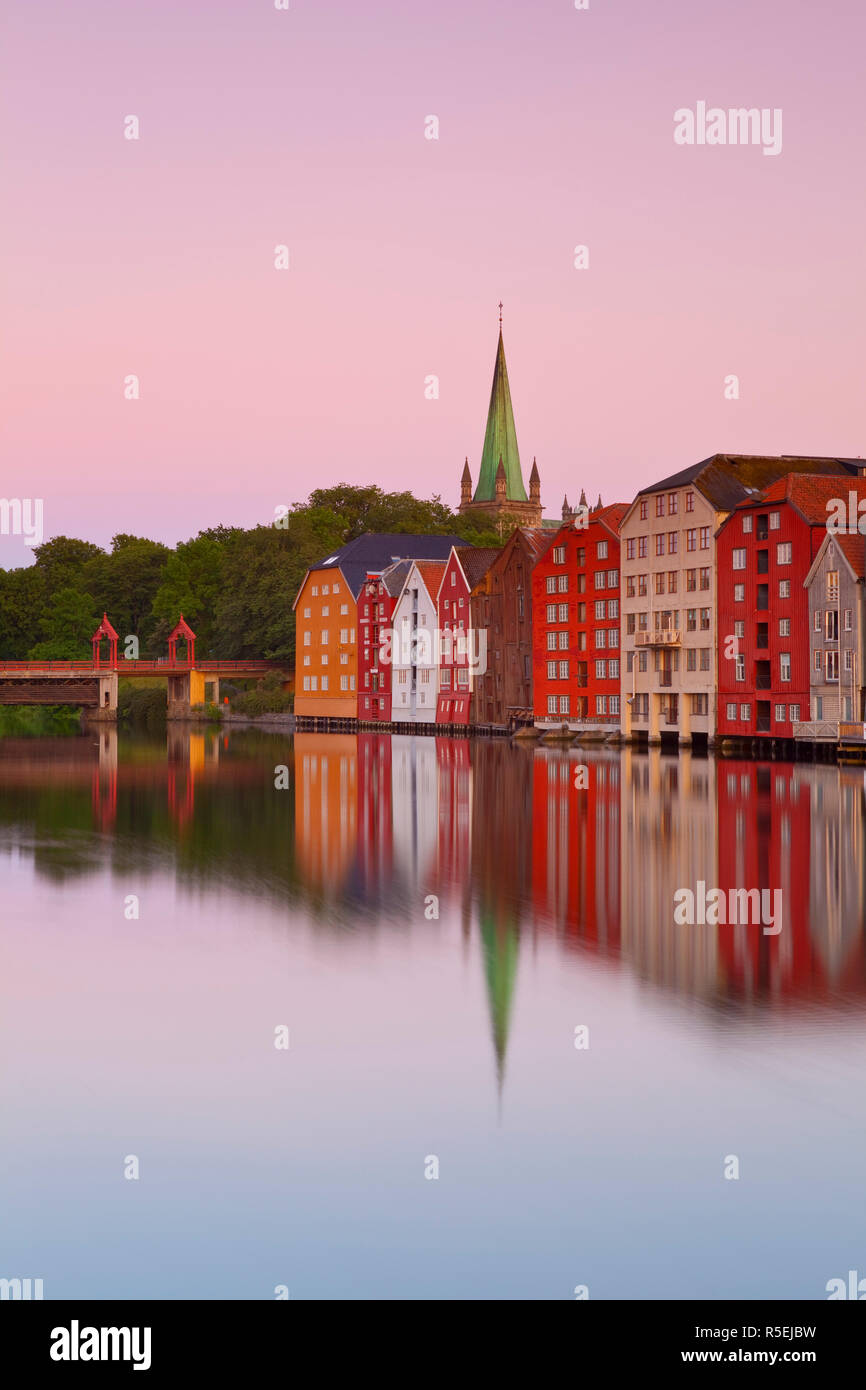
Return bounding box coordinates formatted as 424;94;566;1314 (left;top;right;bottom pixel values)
81;534;171;652
0;565;48;659
28;587;100;660
150;533;226;655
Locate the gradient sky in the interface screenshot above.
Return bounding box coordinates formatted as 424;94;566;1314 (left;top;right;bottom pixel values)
3;0;865;565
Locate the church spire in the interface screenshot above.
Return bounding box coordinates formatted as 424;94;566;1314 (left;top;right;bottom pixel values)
472;317;528;504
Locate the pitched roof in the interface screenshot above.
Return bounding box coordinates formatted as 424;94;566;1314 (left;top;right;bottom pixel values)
303;532;469;601
473;329;527;504
414;560;447;599
731;473;866;527
517;526;553;560
593;502;629;535
833;532;866;579
379;559;413;596
637;454;861;512
806;528;866;588
456;546;501;591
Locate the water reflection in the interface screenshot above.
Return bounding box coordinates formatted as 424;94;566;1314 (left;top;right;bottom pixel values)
2;728;865;1076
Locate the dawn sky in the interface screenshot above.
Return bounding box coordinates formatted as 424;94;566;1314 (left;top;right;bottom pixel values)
3;0;865;565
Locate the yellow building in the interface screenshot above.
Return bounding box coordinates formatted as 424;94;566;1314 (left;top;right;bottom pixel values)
293;533;466;721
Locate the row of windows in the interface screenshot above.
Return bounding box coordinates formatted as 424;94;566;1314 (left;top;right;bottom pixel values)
546;694;622;714
733;654;792;681
626;568;710;596
732;543;793;568
726;702;799;722
626;648;711;672
638;492;695;519
302;654;350;666
547;628;621;650
302;674;356;692
741;512;781;533
626;527;709;559
303;603;350;618
551;539;610;565
544;569;619;594
303;629;356;646
309;581;341;597
814;608;853;636
545;600;620;623
625;609;711;633
545;659;621;680
814;649;851;679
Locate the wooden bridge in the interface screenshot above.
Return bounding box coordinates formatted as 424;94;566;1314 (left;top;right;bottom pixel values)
0;615;289;721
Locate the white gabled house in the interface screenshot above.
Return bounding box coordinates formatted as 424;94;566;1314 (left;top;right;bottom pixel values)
390;560;447;724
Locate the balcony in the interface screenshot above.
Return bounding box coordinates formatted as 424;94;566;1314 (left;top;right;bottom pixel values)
635;630;681;647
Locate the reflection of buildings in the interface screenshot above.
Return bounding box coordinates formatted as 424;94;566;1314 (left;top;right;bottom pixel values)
356;732;393;897
294;733;358;893
390;735;440;891
619;748;719;996
717;760;866;1003
531;747;621;950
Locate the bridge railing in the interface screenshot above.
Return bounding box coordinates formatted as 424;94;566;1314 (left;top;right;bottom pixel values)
0;658;286;675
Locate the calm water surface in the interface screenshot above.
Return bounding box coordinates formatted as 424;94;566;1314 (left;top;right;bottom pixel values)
2;728;865;1299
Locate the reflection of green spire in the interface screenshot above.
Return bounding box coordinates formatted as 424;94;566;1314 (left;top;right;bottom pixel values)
480;907;519;1099
474;330;527;502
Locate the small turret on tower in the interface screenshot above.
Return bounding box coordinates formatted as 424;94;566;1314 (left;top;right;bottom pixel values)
562;494;571;521
529;457;541;503
461;458;472;505
494;456;507;498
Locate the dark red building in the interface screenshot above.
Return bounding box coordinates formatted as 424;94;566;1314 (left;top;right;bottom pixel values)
357;560;412;723
716;474;866;740
471;527;549;727
436;546;500;725
531;505;628;723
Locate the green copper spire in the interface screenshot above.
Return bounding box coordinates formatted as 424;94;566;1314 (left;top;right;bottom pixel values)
473;322;528;503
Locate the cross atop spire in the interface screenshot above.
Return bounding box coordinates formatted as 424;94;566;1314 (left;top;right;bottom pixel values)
498;300;503;326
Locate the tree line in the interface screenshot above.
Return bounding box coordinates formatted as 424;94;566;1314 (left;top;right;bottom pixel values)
0;486;503;664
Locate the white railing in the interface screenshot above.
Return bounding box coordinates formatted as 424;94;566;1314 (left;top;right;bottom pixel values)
791;720;839;740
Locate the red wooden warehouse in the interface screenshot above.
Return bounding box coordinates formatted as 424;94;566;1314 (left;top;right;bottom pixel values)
716;474;866;740
531;504;628;723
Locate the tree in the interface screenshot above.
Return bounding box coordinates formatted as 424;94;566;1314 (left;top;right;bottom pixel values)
81;535;171;651
28;587;100;660
150;533;226;655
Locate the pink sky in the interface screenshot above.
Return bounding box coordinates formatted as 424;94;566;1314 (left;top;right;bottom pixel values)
3;0;865;564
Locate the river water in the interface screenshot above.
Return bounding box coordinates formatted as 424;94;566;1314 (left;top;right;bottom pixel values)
1;728;864;1299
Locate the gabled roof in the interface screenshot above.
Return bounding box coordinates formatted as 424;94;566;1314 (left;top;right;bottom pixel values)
805;528;866;588
636;454;861;512
594;502;629;535
413;560;448;600
168;614;196;641
539;504;629;555
92;613;119;641
454;546;501;593
474;329;527;504
294;532;469;606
